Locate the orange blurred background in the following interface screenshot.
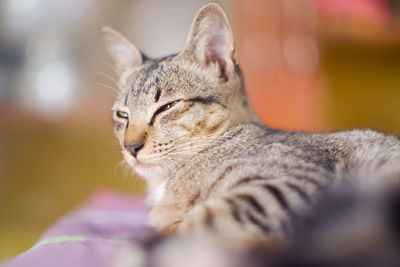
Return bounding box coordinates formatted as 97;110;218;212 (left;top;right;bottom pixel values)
1;0;399;259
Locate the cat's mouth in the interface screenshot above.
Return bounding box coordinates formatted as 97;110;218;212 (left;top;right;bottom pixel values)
122;150;149;167
122;150;169;180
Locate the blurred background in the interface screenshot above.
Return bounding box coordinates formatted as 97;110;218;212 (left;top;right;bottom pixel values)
0;0;399;260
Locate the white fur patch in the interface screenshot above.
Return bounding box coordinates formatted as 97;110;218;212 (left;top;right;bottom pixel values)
146;179;168;206
154;180;167;203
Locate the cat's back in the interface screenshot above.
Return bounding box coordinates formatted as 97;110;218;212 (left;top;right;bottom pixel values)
174;122;400;199
186;122;344;178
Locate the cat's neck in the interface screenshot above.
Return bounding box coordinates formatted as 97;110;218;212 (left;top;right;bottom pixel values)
146;176;168;207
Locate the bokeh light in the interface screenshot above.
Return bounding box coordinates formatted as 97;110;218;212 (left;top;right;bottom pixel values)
35;61;75;122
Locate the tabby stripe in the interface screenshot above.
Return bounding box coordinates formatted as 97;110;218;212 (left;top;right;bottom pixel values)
154;88;161;102
284;162;321;174
223;128;244;142
203;206;214;228
187;96;221;106
136;64;159;94
292;174;323;190
262;184;289;210
178;123;191;132
237;194;266;216
225;198;242;223
208;166;233;194
246;211;270;233
178;103;196;116
232;176;271;189
285;182;311;203
207;121;224;134
171;103;196;123
188;191;201;207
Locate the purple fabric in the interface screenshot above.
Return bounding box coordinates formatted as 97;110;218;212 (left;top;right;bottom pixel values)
3;189;156;267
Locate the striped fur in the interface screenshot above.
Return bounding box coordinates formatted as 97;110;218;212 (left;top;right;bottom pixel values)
103;2;400;246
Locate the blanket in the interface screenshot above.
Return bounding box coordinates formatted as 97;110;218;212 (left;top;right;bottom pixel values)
3;189;156;267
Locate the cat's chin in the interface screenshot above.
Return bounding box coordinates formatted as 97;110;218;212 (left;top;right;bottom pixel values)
122;151;170;180
134;163;167;180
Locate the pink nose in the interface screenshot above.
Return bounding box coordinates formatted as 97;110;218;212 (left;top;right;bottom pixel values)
124;141;144;157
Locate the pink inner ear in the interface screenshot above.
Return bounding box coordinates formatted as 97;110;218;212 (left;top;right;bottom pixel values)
205;34;229;81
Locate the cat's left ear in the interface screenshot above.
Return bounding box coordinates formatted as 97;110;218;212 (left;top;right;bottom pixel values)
102;26;143;73
182;2;237;81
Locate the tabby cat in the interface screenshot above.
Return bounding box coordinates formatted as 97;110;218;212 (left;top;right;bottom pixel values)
102;2;400;247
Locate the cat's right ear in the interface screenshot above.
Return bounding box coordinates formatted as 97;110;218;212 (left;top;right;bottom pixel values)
102;27;143;73
182;2;237;81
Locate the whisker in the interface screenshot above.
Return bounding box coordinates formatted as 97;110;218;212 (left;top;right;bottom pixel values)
165;152;196;156
106;62;119;76
93;71;123;91
172;135;217;144
171;142;211;149
170;140;213;150
96;82;120;95
168;144;210;153
172;139;212;146
130;173;142;190
114;159;127;176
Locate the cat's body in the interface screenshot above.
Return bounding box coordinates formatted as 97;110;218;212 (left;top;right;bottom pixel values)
102;2;400;247
151;122;400;244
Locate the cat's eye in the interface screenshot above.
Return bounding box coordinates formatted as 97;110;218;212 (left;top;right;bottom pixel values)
116;111;129;119
162;101;179;111
155;100;180;115
149;100;181;125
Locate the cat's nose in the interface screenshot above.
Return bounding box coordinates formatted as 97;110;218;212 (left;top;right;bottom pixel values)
124;142;144;157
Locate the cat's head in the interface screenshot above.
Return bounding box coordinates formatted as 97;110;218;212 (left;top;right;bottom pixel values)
102;2;256;180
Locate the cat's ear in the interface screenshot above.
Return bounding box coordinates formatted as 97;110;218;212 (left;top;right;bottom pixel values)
183;2;237;81
102;27;143;73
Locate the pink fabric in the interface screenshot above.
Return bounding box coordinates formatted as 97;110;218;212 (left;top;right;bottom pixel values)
4;189;155;267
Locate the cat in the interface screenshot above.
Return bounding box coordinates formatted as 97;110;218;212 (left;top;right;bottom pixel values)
102;2;400;247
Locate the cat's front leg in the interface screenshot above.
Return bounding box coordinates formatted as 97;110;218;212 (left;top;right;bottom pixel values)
176;197;286;249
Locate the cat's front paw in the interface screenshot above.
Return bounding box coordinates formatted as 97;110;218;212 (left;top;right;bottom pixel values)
177;204;212;235
176;198;230;235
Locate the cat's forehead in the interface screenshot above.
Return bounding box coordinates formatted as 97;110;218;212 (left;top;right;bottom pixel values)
116;53;218;114
129;57;174;96
118;59;168;109
123;56;192;106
